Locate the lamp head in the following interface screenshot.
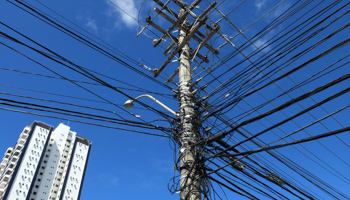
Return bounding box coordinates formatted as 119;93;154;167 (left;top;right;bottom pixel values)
124;100;134;109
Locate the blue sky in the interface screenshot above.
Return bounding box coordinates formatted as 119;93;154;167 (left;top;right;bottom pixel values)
0;0;349;199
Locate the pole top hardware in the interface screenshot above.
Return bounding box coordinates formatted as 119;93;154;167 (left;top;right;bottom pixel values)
146;1;220;81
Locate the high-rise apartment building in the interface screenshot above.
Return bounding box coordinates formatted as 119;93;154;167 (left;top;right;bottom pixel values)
0;121;91;200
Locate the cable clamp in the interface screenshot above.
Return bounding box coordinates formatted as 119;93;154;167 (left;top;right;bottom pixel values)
182;46;190;51
180;175;188;180
179;147;186;153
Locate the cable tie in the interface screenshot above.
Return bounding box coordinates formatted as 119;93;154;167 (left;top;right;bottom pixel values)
180;175;188;180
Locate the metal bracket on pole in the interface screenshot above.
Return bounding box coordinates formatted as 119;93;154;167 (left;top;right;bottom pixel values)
137;24;149;37
190;24;220;60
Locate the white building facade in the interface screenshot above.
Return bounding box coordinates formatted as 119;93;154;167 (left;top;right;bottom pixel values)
0;122;91;200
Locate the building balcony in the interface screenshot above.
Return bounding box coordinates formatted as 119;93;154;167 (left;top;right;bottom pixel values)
13;150;20;157
7;163;15;169
8;160;17;168
1;174;10;183
4;152;11;158
12;153;19;159
4;169;12;177
20;132;28;139
18;138;26;145
57;167;64;173
4;153;11;159
20;134;28;139
12;155;19;160
15;145;22;151
2;157;9;163
6;148;13;154
16;142;23;148
0;181;6;189
10;157;17;163
6;167;13;173
0;162;6;169
22;130;29;137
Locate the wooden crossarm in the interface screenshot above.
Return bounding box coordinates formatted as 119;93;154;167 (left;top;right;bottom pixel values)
154;16;208;78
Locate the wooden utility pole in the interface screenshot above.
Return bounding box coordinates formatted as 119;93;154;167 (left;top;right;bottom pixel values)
143;1;220;199
178;9;201;200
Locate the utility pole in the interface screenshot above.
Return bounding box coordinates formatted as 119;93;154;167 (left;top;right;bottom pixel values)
177;8;201;200
142;1;220;199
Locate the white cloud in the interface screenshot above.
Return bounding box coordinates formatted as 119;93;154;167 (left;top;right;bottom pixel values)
255;0;267;10
86;19;98;33
97;174;119;187
108;0;138;28
254;39;271;53
76;15;98;33
273;2;291;18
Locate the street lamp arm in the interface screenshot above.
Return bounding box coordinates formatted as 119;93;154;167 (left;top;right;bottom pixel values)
125;94;177;116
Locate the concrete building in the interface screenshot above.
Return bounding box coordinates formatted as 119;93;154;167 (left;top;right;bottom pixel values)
0;121;91;200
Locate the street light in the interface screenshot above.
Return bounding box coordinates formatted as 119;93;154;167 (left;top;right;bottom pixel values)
124;94;177;116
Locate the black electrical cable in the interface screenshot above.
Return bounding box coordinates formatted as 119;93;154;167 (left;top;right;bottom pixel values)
0;67;174;98
0;106;169;138
231;126;350;157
